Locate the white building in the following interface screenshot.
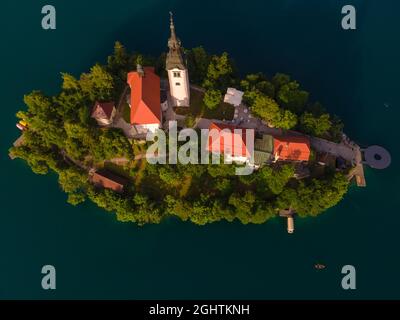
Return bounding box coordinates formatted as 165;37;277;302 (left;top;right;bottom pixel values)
91;101;116;126
224;88;244;107
166;13;190;107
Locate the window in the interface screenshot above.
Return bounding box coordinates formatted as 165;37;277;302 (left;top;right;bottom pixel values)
173;71;181;78
175;82;181;86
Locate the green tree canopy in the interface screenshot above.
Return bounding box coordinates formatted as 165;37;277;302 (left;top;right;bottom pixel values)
276;173;349;217
257;164;295;195
186;46;210;85
241;73;275;98
277;81;309;114
79;65;114;102
300;112;332;137
203;89;222;109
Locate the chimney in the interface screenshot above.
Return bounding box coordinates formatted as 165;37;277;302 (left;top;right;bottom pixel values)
137;64;145;77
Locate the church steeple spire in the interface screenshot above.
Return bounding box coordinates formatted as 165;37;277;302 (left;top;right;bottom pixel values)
166;12;185;70
169;12;179;48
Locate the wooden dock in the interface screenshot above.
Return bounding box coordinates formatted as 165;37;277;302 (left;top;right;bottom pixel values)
348;148;366;187
13;135;24;147
349;164;367;187
9;135;25;160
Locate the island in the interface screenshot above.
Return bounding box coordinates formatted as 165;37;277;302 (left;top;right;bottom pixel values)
9;13;390;232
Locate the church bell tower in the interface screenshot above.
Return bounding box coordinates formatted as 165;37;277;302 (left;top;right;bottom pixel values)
166;12;190;107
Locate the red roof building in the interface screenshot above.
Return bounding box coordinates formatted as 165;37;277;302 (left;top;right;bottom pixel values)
127;67;161;131
273;136;311;162
91;101;116;126
92;170;129;193
207;122;251;160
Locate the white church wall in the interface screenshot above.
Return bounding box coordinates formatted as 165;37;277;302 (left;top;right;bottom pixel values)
168;68;190;107
134;123;161;134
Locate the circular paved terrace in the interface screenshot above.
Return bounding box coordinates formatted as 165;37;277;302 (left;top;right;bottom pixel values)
364;145;391;169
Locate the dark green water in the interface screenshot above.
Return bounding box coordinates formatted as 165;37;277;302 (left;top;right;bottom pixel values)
1;0;399;299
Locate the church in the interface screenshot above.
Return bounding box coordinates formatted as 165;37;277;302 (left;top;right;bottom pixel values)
166;12;190;107
126;13;190;135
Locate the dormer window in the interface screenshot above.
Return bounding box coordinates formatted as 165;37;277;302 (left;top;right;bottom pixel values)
173;71;181;78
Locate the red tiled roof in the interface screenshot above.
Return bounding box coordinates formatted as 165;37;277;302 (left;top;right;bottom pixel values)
92;170;128;193
127;67;161;125
91;102;115;120
207;122;250;157
273;136;311;161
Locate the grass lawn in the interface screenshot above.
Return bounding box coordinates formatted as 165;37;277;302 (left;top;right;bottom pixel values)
174;89;234;121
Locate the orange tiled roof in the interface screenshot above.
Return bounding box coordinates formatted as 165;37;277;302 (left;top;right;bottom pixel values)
127;67;161;125
273;136;311;161
207;122;250;157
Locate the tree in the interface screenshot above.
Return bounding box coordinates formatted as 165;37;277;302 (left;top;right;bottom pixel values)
272;73;291;89
207;163;235;178
67;192;86;206
252;202;277;224
165;195;191;221
292;173;349;217
23;91;67;147
275;174;349;217
257;165;295;195
275;109;298;130
229;192;256;224
9;144;50;175
277;81;309;114
136;54;144;66
155;52;167;77
129;193;163;225
214;178;233;195
95;129;133;161
203;89;222;109
79;65;114;102
241;73;275;98
185;114;196;128
257;80;275;98
207;52;232;81
203;52;234;91
58;167;88;193
182;194;223;225
159;166;182;187
300;112;332;137
275;187;298;210
247;89;297;129
61;73;81;92
107;41;129;73
250;94;280;125
329;115;344;142
186;46;210;84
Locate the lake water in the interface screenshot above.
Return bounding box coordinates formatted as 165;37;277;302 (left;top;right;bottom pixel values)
1;0;399;299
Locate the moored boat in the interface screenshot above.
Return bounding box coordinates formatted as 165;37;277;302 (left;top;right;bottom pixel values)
315;264;326;270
